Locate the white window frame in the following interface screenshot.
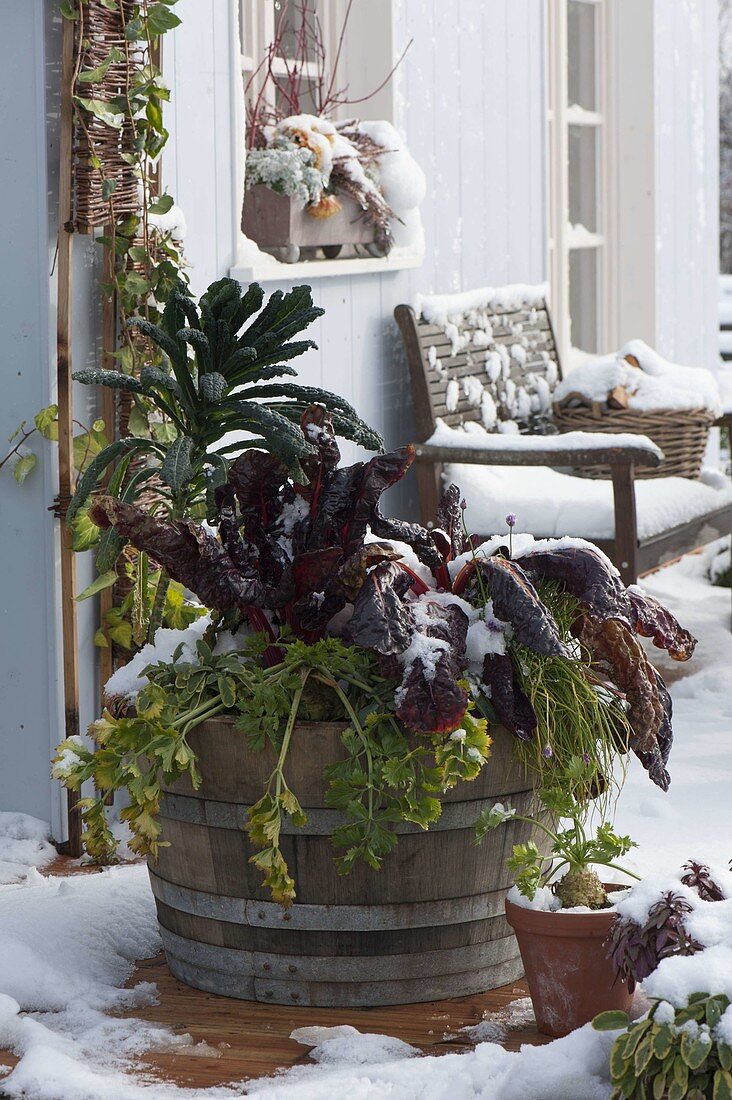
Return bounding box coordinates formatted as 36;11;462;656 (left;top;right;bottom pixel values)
231;0;424;282
546;0;618;365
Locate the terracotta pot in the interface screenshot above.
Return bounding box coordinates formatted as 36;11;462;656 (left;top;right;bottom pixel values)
505;891;632;1037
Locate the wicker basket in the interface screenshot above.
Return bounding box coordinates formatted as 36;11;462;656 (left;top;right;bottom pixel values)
552;402;715;480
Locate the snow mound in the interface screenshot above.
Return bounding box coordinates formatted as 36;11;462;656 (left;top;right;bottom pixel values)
554;339;722;416
415;283;549;328
447;461;732;541
0;813;56;885
426;417;662;458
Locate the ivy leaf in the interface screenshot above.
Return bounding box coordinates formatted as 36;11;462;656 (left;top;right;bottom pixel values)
34;404;59;440
149;193;175;215
70;505;101;552
77;47;123;84
101;178;118;200
73;97;125;130
59;0;79;19
146;3;182;34
76;571;117;601
13;453;36;484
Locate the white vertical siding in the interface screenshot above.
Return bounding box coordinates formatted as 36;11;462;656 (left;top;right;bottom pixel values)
654;0;719;369
164;0;547;511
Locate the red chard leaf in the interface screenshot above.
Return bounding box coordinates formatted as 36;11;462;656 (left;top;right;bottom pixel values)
628;587;697;661
344;562;414;655
90;496;286;612
476;557;570;658
394;601;470;734
481;653;538;741
520;545;632;622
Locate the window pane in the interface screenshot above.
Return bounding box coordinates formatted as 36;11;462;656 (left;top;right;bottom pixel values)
273;0;320;63
569;248;600;352
567;1;597;111
568;124;599;232
275;78;319;117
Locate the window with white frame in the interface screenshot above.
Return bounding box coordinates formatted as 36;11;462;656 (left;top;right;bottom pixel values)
547;0;616;363
239;1;395;140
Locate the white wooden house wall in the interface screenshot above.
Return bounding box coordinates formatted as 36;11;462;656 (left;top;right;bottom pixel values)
0;0;720;838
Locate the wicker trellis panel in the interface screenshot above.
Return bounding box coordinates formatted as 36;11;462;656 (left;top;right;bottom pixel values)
72;0;143;232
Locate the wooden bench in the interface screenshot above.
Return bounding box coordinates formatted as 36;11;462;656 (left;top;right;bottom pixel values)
395;293;732;585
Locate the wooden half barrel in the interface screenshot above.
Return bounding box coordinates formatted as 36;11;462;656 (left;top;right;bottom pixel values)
150;718;540;1007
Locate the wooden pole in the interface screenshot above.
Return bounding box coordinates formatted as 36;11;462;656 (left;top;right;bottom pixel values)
98;241;117;697
56;14;83;856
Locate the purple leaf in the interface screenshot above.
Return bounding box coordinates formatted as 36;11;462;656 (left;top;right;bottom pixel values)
481;653;538;741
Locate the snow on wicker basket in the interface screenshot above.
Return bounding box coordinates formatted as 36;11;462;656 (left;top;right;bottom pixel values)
552;340;722;480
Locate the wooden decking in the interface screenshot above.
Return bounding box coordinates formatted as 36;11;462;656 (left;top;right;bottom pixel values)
0;858;548;1090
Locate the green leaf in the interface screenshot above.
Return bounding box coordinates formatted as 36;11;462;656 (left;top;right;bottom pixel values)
146;3;182;34
127;406;151;438
680;1029;712;1071
652;1024;675;1061
70;506;101;552
93;628;109;647
73;97;124;130
77;47;123;84
160;434;196;494
123;271;151;298
720;1044;732;1072
59;0;79;19
714;1069;732;1100
76;571;117;601
13;453;36;484
34;404;59;440
593;1011;632;1033
149;193;175;215
101;178;118;200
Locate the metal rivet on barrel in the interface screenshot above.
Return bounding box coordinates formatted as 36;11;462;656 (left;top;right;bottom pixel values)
288;964;297;974
282;912;291;921
262;963;270;971
257;911;265;920
290;992;300;1001
264;990;273;998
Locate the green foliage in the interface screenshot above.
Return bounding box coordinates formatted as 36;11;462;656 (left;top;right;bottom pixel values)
70;278;383;526
93;558;205;651
474;762;638;904
595;995;732;1100
509;582;632;814
54;635;491;905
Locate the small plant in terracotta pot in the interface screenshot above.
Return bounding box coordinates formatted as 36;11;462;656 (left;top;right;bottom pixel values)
475;769;640;1038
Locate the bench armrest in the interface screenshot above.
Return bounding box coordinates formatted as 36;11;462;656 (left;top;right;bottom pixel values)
414;436;663;470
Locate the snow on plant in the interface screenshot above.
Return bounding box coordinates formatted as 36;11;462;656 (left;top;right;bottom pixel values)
245;142;324;204
593;859;732;1100
56;404;694;905
245;114;424;254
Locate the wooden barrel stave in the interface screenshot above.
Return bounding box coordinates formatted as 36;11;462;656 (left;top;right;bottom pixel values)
153;898;513;955
153;719;538;1005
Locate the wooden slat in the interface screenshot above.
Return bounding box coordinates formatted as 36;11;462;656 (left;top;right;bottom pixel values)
122;954;547;1088
56;14;82;857
414;442;662;469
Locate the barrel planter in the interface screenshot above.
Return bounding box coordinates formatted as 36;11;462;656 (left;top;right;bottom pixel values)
149;718;543;1007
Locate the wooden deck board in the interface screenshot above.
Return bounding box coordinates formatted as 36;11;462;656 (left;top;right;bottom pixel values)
128;955;548;1088
0;861;549;1090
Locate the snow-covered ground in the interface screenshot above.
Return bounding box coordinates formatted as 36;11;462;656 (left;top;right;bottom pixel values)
0;547;729;1099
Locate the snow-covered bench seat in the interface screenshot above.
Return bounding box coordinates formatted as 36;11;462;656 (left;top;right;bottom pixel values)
395;289;732;583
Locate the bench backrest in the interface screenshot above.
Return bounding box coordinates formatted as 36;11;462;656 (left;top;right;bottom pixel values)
395;288;562;442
